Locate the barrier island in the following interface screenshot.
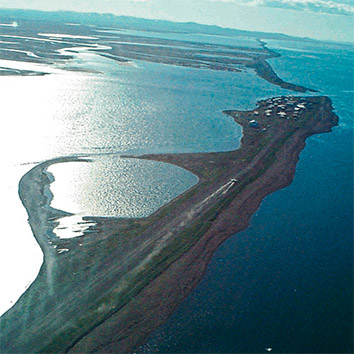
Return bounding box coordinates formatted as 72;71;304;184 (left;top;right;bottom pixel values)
0;95;338;353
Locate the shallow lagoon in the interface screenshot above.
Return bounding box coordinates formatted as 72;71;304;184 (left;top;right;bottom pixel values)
0;38;287;315
48;155;199;238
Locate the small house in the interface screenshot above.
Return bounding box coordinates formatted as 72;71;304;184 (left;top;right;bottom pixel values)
249;119;258;127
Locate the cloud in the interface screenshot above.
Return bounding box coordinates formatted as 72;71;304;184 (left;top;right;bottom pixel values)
267;0;354;15
208;0;354;16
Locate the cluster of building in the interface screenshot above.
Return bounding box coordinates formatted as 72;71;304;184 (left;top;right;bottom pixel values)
248;96;311;128
263;96;308;121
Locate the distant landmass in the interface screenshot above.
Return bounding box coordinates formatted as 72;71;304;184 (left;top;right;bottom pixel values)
0;9;316;92
0;8;337;43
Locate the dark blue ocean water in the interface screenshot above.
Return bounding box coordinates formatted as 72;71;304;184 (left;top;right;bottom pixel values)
141;40;354;353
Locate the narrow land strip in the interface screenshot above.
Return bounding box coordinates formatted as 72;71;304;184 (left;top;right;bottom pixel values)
0;96;338;353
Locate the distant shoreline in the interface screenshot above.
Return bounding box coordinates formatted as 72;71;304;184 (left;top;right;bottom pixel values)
0;95;338;353
0;12;316;93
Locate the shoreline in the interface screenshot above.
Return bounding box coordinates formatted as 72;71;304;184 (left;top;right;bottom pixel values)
18;155;93;241
0;15;316;94
0;96;338;353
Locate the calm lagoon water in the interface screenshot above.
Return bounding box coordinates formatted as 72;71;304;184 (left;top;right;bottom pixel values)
141;40;353;353
0;41;286;315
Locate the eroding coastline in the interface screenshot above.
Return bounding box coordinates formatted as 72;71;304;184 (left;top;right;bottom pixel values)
0;96;338;353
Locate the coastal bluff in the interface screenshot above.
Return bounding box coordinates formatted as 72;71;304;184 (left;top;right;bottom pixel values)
0;96;338;353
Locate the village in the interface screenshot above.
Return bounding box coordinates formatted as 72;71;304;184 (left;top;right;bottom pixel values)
246;96;312;129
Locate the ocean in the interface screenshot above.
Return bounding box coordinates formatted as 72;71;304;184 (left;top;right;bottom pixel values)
0;24;352;353
140;39;354;353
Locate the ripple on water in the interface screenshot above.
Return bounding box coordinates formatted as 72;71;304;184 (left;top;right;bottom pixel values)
47;155;199;238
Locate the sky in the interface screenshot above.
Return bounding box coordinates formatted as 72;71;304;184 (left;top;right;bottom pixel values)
0;0;353;43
